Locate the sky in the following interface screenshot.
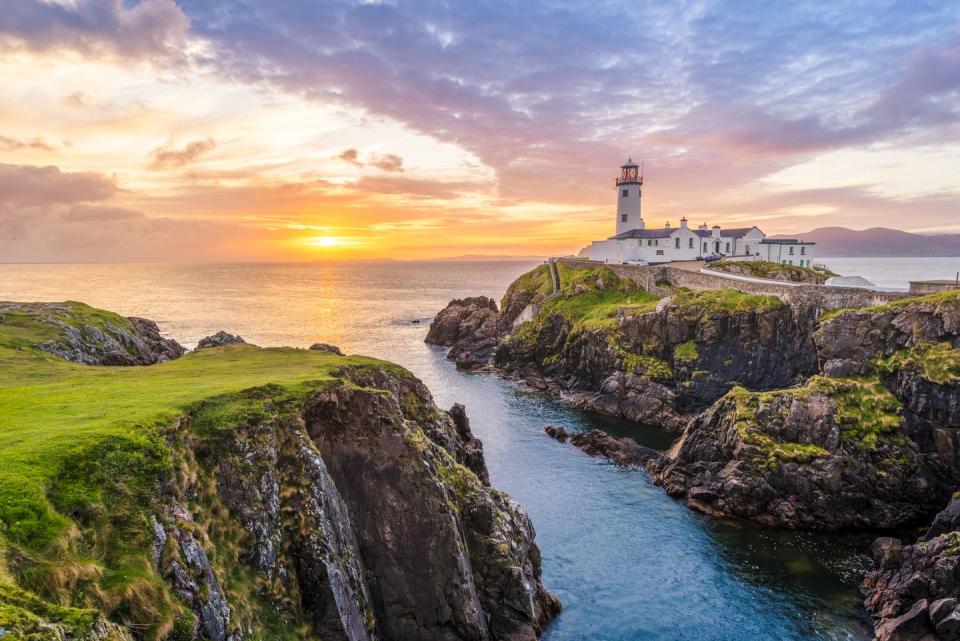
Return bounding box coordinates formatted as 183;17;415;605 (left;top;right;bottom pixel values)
1;0;959;262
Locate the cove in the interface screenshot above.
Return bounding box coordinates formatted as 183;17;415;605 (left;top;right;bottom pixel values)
417;347;874;641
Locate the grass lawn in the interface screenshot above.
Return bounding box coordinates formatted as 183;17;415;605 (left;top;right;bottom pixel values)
0;305;390;550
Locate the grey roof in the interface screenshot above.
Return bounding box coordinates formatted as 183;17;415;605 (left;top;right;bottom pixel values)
611;227;674;239
693;226;761;238
760;238;815;245
620;157;639;168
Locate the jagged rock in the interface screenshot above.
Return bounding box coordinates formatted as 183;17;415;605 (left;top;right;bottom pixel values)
653;378;953;529
133;367;559;641
0;301;186;365
195;331;246;350
544;426;658;468
303;371;558;640
309;342;344;355
426;296;500;369
863;497;960;640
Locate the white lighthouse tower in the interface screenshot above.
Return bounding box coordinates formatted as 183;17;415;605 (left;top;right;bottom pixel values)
615;158;643;235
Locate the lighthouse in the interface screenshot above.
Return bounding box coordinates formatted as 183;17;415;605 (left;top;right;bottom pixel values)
615;158;643;236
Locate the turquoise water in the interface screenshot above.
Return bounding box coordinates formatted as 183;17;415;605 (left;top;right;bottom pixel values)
0;261;876;640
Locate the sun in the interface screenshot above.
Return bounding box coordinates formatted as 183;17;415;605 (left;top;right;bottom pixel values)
303;236;340;248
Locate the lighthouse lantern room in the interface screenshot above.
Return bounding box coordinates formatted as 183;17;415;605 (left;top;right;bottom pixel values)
615;157;644;236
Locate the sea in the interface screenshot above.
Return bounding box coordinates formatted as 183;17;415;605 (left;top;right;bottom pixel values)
2;256;958;640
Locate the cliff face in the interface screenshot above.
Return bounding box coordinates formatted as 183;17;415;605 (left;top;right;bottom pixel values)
655;292;960;530
429;264;817;430
429;265;960;534
0;306;557;641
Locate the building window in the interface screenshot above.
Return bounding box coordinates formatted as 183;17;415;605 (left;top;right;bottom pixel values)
621;214;628;222
725;242;730;253
801;246;806;255
689;238;694;249
647;239;653;246
745;244;750;255
656;250;664;255
675;237;680;249
622;189;629;198
703;242;707;252
789;247;794;255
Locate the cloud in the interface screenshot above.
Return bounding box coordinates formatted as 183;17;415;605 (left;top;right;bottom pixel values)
148;137;216;170
0;162;115;206
0;162;247;261
177;0;960;204
337;148;362;167
0;0;190;63
0;135;56;152
369;153;404;172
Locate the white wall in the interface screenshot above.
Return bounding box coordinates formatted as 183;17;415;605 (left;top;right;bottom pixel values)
615;182;643;236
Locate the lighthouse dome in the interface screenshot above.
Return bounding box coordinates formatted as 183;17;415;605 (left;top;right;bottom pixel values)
620;157;639;169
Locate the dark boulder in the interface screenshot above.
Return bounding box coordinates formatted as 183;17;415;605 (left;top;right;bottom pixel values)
196;331;246;350
544;426;658;468
426;296;500;369
309;342;344;355
863;497;960;641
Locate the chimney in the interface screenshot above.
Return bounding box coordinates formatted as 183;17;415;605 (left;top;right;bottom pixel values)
699;222;708;231
680;217;688;229
712;225;721;239
665;221;671;230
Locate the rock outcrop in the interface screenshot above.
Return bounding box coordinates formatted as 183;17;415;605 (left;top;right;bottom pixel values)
0;301;185;365
309;342;344;355
655;292;960;529
544;426;658;467
195;331;246;350
863;496;960;641
431;265;960;535
426;296;501;369
149;367;558;641
654;378;947;529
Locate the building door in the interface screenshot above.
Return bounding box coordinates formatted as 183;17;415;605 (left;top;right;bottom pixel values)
714;241;720;253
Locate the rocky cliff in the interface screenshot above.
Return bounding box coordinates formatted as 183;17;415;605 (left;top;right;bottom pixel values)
0;301;186;365
862;496;960;641
0;304;557;641
429;265;959;532
429;263;817;429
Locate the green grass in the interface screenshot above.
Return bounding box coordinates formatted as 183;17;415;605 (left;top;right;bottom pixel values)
0;303;403;639
547;263;659;330
876;341;960;385
727;375;903;465
621;353;673;380
499;264;554;311
671;289;785;319
673;340;699;364
708;260;836;283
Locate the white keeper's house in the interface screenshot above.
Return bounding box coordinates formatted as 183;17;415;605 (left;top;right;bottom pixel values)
589;159;816;266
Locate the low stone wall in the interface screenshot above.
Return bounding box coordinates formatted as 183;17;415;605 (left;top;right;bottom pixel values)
558;258;910;311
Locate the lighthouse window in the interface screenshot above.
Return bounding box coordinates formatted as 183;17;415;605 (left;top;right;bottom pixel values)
621;214;628;223
622;189;629;198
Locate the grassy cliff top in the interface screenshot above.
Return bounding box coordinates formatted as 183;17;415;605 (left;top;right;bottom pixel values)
0;303;393;553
